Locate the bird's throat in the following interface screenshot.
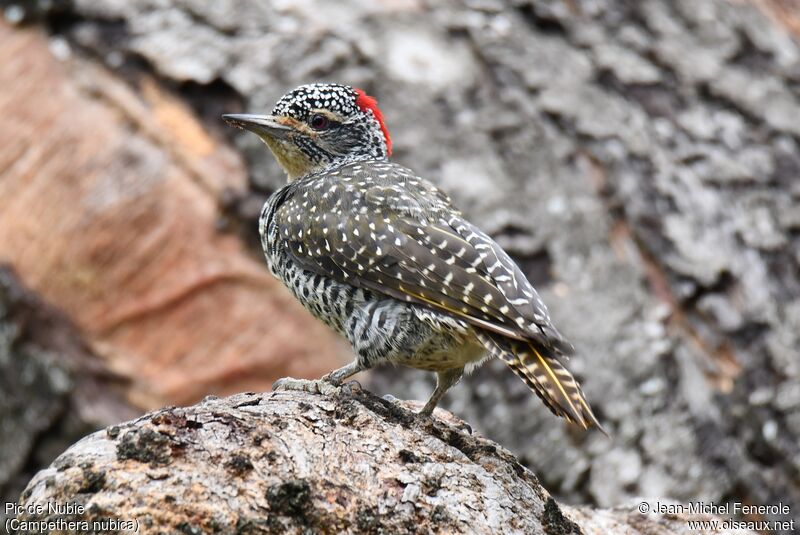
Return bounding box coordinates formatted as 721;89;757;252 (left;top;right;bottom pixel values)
263;137;315;181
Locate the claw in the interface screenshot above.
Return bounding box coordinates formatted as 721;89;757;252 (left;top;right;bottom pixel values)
417;401;437;419
408;408;436;430
319;373;338;386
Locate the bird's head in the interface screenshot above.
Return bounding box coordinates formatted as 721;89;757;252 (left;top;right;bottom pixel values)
223;83;392;181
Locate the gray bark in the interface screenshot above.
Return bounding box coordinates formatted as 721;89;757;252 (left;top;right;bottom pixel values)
18;389;754;534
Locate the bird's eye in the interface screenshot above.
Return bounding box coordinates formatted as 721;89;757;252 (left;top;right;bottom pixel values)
309;114;330;131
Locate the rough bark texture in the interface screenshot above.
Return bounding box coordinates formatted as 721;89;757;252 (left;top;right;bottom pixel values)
0;266;138;529
18;390;754;535
2;0;799;533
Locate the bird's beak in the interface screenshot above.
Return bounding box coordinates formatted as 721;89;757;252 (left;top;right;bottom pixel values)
222;114;293;139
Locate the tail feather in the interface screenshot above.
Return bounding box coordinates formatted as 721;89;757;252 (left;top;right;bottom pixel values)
477;331;604;432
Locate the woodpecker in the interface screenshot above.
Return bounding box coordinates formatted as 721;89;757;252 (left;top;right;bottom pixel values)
223;83;602;429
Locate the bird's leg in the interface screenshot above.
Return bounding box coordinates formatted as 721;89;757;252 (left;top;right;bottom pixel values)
272;360;365;395
419;367;463;417
322;360;364;385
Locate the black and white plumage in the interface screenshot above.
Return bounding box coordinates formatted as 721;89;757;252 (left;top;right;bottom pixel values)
223;83;601;429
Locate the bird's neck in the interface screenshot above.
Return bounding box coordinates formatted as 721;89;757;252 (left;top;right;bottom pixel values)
287;153;387;182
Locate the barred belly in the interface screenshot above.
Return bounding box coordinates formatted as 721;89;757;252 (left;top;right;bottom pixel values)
271;253;485;371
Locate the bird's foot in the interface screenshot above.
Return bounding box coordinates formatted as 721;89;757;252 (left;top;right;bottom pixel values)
417;399;437;419
413;407;437;427
272;377;340;397
411;401;471;432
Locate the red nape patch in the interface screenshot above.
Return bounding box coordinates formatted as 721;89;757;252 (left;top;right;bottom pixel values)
354;88;392;156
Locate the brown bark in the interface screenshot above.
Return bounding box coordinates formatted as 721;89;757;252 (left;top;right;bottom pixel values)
0;21;347;409
757;0;800;37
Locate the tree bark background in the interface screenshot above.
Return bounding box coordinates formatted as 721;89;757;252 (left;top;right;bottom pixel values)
0;17;347;410
1;0;799;532
0;266;139;529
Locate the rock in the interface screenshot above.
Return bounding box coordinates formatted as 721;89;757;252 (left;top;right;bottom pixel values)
17;390;754;535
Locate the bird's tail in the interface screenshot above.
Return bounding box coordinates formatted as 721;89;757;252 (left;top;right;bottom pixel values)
477;331;604;431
